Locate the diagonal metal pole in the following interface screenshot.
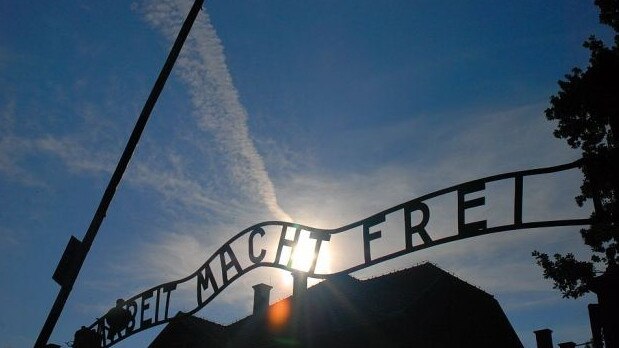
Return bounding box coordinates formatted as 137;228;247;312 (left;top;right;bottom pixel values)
35;0;205;346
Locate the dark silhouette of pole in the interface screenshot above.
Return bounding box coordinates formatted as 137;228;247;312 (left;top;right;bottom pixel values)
35;0;205;346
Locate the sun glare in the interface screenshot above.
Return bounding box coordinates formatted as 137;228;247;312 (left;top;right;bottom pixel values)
280;236;332;288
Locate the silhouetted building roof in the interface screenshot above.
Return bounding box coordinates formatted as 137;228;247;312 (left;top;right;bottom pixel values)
150;315;226;347
150;263;523;347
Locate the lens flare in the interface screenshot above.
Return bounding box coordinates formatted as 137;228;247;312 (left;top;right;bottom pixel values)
267;298;291;332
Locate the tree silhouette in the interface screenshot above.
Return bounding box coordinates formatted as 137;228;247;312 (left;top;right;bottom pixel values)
532;0;618;299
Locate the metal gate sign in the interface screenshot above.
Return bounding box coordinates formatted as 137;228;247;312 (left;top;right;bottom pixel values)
85;160;590;347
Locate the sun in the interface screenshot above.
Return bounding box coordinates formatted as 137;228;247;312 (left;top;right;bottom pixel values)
281;237;332;288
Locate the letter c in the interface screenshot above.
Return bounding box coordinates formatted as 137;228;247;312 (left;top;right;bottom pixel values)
249;227;267;264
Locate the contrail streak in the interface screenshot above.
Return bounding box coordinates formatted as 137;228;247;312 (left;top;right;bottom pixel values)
144;1;292;221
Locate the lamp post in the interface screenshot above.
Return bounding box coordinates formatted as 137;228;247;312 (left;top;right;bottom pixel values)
34;1;205;346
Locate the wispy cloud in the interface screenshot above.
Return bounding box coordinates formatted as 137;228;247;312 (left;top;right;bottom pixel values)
0;6;591;339
36;136;114;174
0;98;116;186
129;159;242;218
0;133;114;188
0;135;40;186
1;1;291;224
0;100;41;185
142;0;291;222
125;101;592;298
275;103;592;286
0;226;20;249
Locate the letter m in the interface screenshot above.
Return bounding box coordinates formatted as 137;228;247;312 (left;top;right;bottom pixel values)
196;264;218;306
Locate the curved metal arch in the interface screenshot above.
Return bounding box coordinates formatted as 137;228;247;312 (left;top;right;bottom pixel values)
87;159;591;347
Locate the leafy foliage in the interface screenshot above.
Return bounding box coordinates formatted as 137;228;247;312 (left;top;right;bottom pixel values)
531;251;596;298
533;0;619;298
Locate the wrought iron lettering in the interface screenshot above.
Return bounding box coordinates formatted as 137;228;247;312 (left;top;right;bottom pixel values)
86;160;591;347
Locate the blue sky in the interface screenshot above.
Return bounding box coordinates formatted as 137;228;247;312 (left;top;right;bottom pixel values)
0;1;614;347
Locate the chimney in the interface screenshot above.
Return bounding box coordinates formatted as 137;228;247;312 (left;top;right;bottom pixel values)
252;283;272;316
558;343;576;348
534;328;553;348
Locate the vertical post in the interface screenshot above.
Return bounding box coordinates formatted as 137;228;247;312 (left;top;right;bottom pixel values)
34;0;205;346
291;271;308;344
514;175;523;225
292;271;308;302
